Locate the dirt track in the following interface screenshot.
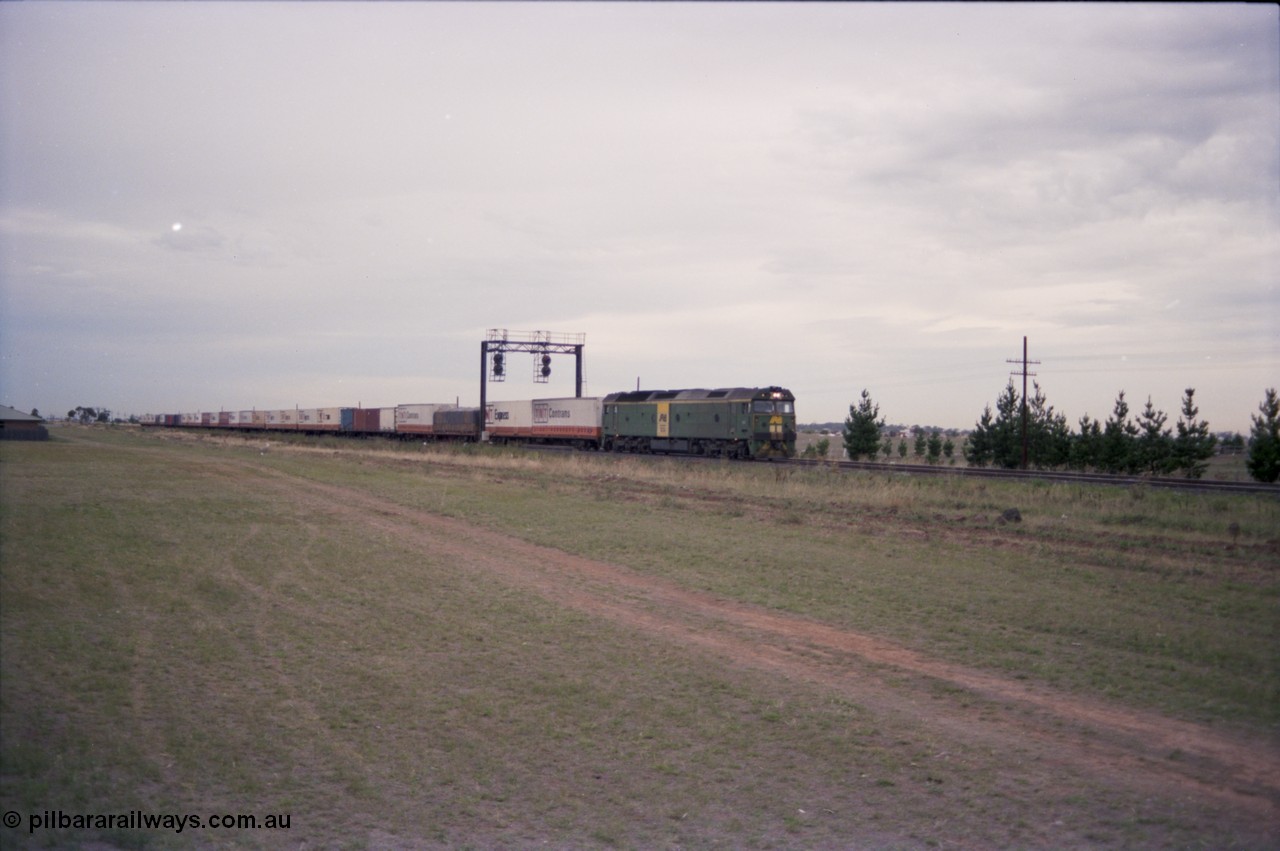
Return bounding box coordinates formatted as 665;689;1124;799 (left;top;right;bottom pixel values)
233;459;1279;844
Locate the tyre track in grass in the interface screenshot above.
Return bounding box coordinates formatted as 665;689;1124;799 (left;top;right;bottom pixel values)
127;433;1275;845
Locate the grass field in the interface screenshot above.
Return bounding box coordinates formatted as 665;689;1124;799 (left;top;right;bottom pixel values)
2;427;1277;849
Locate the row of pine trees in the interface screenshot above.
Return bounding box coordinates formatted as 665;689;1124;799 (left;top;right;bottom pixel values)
841;386;1280;483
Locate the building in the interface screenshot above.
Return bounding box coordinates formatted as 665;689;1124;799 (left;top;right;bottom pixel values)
0;406;50;441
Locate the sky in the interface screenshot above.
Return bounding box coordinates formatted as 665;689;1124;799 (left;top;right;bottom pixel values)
1;2;1276;432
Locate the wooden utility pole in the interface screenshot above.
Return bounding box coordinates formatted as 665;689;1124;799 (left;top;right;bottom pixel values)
1006;336;1040;469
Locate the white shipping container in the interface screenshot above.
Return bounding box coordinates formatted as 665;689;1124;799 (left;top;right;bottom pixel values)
395;403;456;434
380;407;397;433
486;399;533;436
531;397;602;439
314;407;343;431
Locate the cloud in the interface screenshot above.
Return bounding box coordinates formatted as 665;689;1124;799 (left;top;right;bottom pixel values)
0;2;1275;430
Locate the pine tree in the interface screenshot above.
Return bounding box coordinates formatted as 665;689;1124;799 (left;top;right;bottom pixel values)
1069;414;1103;471
1246;388;1280;483
1135;396;1173;475
964;406;995;467
1026;381;1071;469
1171;388;1216;479
990;382;1022;469
1100;391;1139;474
926;430;943;465
842;389;885;461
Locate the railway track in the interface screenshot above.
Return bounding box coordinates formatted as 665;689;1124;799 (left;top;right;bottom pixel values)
150;425;1275;497
788;457;1278;496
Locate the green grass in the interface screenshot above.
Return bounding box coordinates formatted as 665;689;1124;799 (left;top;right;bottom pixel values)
2;427;1277;849
237;435;1278;726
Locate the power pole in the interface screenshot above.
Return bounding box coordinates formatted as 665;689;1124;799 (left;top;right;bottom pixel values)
1006;336;1040;469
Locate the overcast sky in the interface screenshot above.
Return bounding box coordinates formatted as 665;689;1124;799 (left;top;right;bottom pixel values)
1;2;1276;431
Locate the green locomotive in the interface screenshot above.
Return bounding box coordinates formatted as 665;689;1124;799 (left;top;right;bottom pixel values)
601;386;796;459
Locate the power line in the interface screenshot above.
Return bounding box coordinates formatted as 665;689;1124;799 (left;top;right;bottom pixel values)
1006;336;1040;470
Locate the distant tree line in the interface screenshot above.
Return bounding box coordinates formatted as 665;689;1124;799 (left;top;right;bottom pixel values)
837;386;1280;483
67;406;111;424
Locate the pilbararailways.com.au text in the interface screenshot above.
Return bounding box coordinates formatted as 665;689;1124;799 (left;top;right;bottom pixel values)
5;809;291;834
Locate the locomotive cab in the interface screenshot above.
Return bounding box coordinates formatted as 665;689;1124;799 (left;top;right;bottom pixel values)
747;387;797;460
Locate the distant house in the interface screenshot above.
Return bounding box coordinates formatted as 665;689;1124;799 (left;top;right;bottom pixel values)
0;406;49;441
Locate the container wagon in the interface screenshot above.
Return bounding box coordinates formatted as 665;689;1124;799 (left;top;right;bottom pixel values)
395;403;458;437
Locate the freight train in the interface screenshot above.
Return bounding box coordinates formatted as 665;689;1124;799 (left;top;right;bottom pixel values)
141;386;797;460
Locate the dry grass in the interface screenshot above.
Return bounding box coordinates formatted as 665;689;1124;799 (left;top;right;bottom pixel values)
2;427;1277;849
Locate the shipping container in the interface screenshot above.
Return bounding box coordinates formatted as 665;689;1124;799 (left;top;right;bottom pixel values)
379;407;397;433
530;397;603;445
348;408;383;433
314;407;345;432
296;407;344;431
484;397;603;447
433;407;482;440
485;399;532;439
395;403;457;435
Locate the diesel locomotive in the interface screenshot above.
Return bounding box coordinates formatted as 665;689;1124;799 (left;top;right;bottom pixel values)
602;386;796;459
